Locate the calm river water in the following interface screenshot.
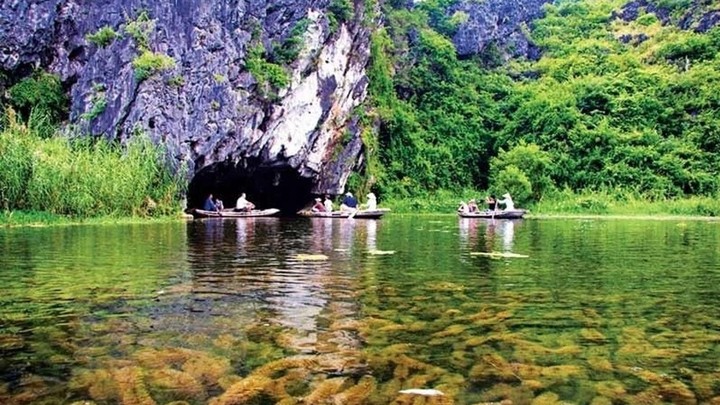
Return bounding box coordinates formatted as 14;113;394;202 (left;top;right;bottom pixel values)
1;216;719;404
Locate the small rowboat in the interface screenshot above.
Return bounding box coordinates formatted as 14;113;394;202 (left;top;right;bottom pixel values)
458;209;526;219
190;208;281;219
297;208;390;219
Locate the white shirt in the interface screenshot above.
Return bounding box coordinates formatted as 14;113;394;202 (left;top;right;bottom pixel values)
236;196;249;209
498;196;515;210
323;198;333;212
366;194;377;210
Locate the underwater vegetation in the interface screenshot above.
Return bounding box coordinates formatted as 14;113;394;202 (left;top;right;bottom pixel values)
3;279;720;405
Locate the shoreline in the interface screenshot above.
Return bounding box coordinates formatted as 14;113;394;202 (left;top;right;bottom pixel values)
2;209;718;228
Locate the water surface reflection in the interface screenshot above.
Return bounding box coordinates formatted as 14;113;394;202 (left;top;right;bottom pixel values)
1;217;719;404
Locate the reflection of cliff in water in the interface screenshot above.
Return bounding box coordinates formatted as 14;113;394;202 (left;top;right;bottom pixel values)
170;218;365;352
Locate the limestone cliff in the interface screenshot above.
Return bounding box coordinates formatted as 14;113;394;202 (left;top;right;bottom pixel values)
1;0;371;209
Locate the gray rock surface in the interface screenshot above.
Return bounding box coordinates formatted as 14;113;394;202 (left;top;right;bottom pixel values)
450;0;550;60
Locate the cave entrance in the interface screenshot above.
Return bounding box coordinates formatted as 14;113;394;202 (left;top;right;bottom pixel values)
187;162;314;214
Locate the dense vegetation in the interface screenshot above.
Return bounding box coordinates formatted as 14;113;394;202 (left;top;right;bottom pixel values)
365;0;720;210
0;75;181;220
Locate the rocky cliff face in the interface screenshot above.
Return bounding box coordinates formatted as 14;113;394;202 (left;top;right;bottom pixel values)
450;0;550;61
1;0;371;210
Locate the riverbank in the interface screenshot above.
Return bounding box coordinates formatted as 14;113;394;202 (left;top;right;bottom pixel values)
0;210;190;228
382;189;720;217
3;190;719;227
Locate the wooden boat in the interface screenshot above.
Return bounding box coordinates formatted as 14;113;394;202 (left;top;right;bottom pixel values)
458;209;526;219
190;208;281;219
297;208;390;219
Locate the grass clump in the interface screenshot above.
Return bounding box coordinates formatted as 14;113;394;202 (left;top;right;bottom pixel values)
0;108;181;218
86;25;120;48
132;50;176;81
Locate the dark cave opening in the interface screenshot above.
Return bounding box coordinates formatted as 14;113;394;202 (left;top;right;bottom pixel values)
187;162;314;215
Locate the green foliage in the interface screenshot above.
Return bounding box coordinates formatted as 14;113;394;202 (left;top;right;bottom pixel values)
636;13;658;27
491;165;533;206
80;96;107;121
167;75;185;87
246;45;290;96
81;84;107;121
132;50;176;81
273;18;310;65
364;0;720;205
490;143;554;200
7;71;68;126
0;108;180;217
328;0;353;32
86;25;120;47
125;11;155;50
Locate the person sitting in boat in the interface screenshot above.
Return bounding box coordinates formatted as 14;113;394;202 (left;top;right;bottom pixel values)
498;193;515;210
485;195;497;211
311;197;326;212
323;195;333;212
366;192;377;210
457;201;469;214
203;193;220;212
235;193;256;212
467;199;480;213
215;198;225;211
340;192;358;212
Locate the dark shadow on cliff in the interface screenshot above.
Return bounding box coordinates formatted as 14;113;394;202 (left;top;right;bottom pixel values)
187;162;314;214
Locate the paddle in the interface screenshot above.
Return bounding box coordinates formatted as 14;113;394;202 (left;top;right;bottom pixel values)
348;208;357;219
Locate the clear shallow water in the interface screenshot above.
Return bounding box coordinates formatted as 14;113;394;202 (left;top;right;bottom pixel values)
1;216;719;404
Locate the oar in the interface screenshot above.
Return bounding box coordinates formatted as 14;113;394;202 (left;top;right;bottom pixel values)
348;208;357;219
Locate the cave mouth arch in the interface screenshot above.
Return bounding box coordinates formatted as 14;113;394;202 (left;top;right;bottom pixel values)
187;161;314;215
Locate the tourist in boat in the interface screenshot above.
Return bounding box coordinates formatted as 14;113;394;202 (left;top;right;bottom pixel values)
203;193;219;212
340;192;358;212
323;195;333;212
457;201;469;214
235;193;256;212
366;192;377;210
215;197;225;211
498;193;515;210
311;197;326;212
467;199;480;213
485;195;497;211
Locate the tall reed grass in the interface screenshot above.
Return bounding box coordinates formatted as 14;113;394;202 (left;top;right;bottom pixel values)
0;108;181;218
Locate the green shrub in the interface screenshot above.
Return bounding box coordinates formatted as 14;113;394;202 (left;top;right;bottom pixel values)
273;18;310;65
636;13;658;27
132;50;175;81
491;165;533;206
167;75;185;87
490;143;554;201
7;71;68;125
125;11;154;50
328;0;353;32
81;96;107;121
86;25;120;47
246;45;290;95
